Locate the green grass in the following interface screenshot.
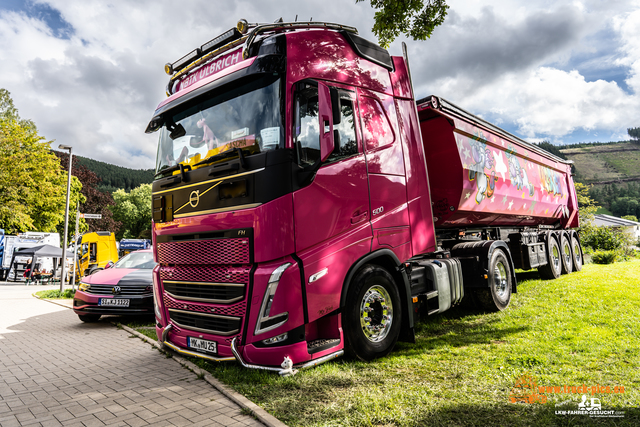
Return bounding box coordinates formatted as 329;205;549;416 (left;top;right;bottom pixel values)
34;289;75;299
125;261;640;426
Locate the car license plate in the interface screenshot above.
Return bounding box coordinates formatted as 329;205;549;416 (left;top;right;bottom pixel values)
98;298;130;307
188;337;217;354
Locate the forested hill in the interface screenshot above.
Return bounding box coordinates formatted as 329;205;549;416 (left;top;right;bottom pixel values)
74;155;154;193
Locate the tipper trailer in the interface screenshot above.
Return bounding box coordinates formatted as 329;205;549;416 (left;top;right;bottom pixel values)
147;19;582;375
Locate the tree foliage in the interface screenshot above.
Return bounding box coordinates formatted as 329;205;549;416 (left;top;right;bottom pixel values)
358;0;449;48
0;89;83;235
55;152;121;237
627;127;640;143
110;184;152;240
75;155;153;193
590;183;640;218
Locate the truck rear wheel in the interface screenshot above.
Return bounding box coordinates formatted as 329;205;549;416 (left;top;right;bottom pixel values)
559;232;573;274
571;232;583;272
538;234;562;280
343;264;402;362
475;249;512;311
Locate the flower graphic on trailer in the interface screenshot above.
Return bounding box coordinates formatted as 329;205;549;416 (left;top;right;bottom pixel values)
467;132;497;204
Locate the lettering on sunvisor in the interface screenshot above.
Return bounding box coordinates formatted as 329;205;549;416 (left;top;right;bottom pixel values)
176;49;243;92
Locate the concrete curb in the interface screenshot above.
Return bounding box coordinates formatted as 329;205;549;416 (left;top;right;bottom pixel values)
118;323;288;427
33;294;74;309
31;294;287;427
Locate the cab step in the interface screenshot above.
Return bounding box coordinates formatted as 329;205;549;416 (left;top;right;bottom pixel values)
308;338;341;354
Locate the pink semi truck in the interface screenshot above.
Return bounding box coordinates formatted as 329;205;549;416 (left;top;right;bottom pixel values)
146;20;581;374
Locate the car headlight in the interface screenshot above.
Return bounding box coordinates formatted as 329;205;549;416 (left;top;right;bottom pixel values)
78;282;91;292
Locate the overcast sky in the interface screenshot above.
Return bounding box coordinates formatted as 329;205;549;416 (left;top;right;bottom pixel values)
1;0;639;169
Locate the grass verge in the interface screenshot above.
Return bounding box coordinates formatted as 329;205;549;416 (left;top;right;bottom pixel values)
124;260;640;426
34;289;75;299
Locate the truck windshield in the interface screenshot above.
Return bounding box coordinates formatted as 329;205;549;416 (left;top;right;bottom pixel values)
155;75;283;176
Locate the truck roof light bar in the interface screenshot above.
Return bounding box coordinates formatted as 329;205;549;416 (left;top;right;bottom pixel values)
420;95;573;166
242;21;358;60
165;18;258;78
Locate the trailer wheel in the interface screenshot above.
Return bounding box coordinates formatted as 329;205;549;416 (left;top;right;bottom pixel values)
559;232;573;274
344;264;402;362
78;314;101;323
475;249;512;311
538;234;562;280
571;233;583;272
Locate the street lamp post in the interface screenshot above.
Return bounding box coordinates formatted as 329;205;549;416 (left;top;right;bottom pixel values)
59;145;73;292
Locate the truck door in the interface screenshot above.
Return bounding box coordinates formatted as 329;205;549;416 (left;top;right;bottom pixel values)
292;82;371;324
358;90;411;260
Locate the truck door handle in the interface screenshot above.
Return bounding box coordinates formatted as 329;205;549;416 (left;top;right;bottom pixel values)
351;212;367;224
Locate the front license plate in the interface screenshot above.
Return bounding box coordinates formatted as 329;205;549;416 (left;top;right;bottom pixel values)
188;337;217;354
98;298;130;307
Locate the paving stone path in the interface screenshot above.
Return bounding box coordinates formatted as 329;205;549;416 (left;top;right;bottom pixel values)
0;284;267;427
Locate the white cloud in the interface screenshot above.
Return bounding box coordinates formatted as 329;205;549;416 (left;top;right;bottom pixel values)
1;0;639;169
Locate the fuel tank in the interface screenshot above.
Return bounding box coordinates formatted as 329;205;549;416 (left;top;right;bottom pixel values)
417;96;578;229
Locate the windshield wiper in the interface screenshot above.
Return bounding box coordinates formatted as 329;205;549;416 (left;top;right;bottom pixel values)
194;147;247;169
154;164;180;178
155;164;192;188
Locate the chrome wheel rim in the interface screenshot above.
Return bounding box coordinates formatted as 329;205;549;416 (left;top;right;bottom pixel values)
552;244;561;272
360;285;393;343
493;261;508;301
563;240;572;267
573;241;582;267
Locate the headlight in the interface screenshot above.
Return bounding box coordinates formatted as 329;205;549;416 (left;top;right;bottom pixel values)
78;282;91;292
255;263;290;336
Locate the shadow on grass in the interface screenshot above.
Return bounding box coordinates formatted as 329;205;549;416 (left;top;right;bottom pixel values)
415;403;639;427
516;270;543;282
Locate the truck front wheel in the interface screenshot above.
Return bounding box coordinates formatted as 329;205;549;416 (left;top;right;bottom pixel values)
475;249;512;311
344;265;402;362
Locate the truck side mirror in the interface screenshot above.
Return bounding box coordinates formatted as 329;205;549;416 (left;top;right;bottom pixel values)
318;82;335;162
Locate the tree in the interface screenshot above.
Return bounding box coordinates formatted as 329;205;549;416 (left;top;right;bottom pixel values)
55;152;121;236
110;184;152;240
628;127;640;143
358;0;449;48
0;89;83;235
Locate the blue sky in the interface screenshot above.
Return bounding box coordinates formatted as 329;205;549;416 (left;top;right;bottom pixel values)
1;0;639;168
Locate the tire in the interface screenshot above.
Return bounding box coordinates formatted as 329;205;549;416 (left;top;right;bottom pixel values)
78;314;101;322
571;232;583;272
559;232;573;274
343;264;402;362
475;249;512;311
538;234;562;280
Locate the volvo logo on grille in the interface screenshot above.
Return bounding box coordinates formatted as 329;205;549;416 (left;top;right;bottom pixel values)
112;286;122;295
189;190;200;208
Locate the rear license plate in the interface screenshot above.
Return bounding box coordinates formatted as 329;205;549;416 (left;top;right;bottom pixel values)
98;298;130;307
188;337;217;354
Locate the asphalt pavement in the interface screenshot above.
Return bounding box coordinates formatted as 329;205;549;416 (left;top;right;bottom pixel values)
0;282;282;427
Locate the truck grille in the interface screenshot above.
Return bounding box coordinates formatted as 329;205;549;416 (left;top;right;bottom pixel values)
168;309;241;335
85;284;152;296
159;265;250;284
163;280;244;303
164;295;246;317
157;238;250;265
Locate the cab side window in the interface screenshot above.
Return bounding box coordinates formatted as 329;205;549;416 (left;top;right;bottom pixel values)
294;84;358;166
327;92;357;163
90;243;97;263
294;84;320;166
